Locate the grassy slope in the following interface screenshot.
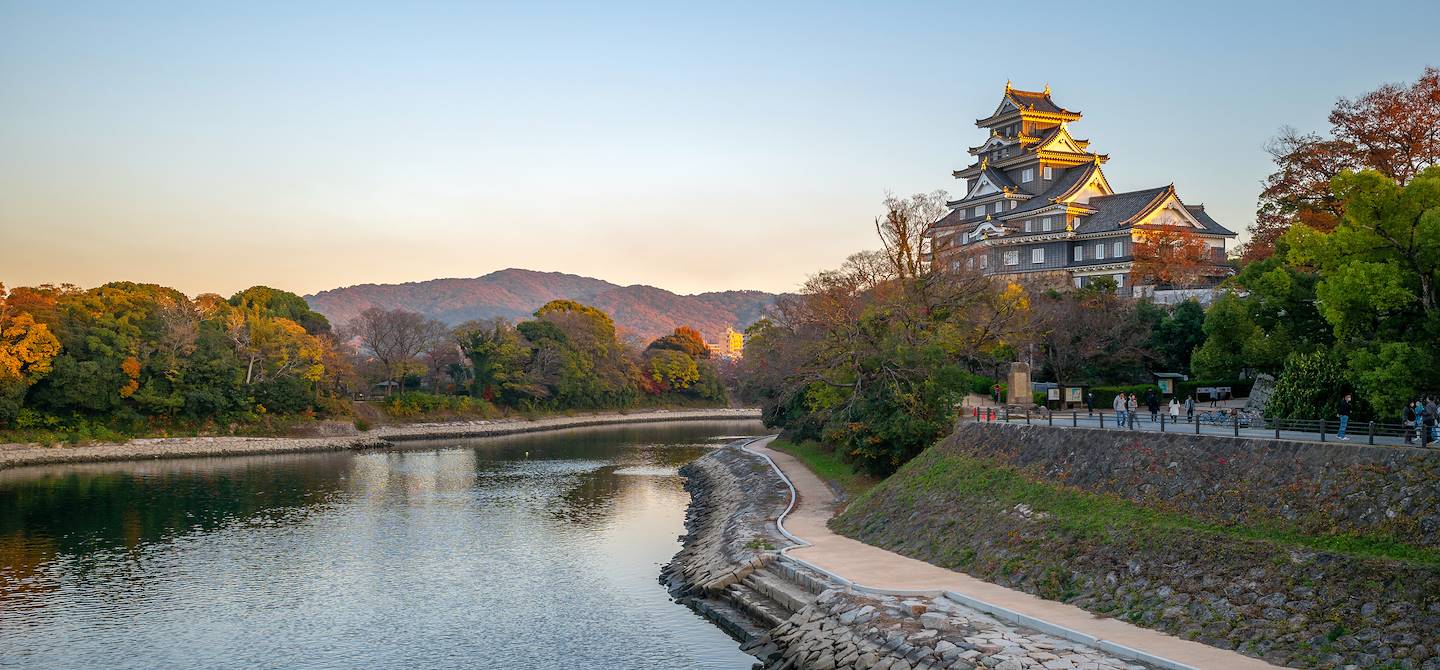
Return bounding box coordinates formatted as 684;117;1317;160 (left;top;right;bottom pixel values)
768;438;880;502
841;448;1440;568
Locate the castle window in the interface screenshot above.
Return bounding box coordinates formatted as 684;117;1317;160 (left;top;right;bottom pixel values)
980;254;989;269
1009;201;1017;210
1004;250;1019;266
1041;217;1052;232
1113;241;1124;257
973;206;983;217
1031;248;1045;264
1024;220;1032;232
994;202;1003;213
1073;246;1083;262
1095;243;1106;260
966;257;974;269
1021;168;1034;183
1114;274;1125;288
1043;166;1053;180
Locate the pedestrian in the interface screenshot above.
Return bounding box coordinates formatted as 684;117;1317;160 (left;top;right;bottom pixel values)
1404;400;1417;445
1086;392;1094;417
1146;390;1160;423
1126;393;1138;430
1112;392;1126;429
1426;397;1438;445
1417;400;1430;446
1169;397;1180;422
1185;395;1195;423
993;384;1001;405
1337;393;1352;440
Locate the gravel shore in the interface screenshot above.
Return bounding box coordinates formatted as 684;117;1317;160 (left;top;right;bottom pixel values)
0;408;763;471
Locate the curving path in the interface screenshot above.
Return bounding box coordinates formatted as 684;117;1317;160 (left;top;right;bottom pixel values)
748;436;1283;670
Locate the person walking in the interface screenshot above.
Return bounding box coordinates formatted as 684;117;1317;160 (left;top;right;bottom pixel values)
1146;390;1160;423
1169;397;1180;423
1417;400;1430;446
1185;395;1195;423
1086;391;1094;417
1126;393;1138;430
1404;400;1417;445
1426;397;1439;445
1337;393;1352;440
1112;392;1126;429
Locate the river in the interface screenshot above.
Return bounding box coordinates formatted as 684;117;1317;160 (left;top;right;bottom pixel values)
0;420;766;669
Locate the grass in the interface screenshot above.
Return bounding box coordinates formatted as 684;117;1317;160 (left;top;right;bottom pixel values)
769;438;880;501
850;449;1440;568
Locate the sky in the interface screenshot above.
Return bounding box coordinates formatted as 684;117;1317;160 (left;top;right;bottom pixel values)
2;1;1437;298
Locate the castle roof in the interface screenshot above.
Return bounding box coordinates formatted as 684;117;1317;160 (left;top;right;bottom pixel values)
1073;186;1174;234
1002;162;1104;216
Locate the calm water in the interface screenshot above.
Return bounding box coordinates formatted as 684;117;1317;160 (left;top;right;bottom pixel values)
0;420;765;670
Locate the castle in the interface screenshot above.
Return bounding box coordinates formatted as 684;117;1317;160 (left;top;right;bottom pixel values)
926;83;1235;293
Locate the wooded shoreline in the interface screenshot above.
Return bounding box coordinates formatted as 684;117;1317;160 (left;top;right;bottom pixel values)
0;408;762;471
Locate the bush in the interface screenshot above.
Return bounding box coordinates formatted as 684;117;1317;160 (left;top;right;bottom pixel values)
382;392;494;418
1266;351;1353;420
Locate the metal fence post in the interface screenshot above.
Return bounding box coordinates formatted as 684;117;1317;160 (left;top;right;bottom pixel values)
1233;415;1240;437
1275;420;1280;441
1195;415;1200;435
1160;413;1166;432
1004;407;1009;422
1072;411;1078;427
1320;419;1326;442
1025;411;1031;425
1099;412;1105;429
1368;421;1375;445
1048;411;1053;426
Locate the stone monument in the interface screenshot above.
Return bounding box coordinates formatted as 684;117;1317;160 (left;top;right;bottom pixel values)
1006;362;1031;406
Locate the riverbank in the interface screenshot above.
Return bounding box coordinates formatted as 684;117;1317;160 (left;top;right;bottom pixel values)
0;408;761;470
666;441;1158;670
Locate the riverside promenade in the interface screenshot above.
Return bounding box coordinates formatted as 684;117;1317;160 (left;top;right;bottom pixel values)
748;436;1282;670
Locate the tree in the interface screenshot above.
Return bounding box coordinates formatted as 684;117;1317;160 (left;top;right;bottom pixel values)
1243;67;1440;261
647;349;699;391
1266;350;1351;420
647;326;710;358
1190;293;1266;379
1129;225;1214;288
346;308;448;396
1032;287;1147;387
0;284;63;424
455;318;532;402
875;190;949;282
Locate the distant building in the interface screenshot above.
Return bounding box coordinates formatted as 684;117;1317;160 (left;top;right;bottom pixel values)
927;83;1236;293
724;327;745;357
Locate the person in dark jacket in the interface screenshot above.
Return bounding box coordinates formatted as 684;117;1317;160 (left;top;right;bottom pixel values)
1426;397;1439;444
1337;394;1352;440
1146;390;1160;422
1404;400;1417;445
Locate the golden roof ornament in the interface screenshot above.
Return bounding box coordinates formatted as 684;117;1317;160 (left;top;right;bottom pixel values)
1043;83;1051;95
980;157;988;170
1005;79;1012;92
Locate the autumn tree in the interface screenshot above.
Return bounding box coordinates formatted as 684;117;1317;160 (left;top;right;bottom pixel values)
1129;225;1214;288
0;284;63;424
1244;67;1440;261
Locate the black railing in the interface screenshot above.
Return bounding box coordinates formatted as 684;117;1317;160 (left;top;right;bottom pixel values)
968;406;1435;448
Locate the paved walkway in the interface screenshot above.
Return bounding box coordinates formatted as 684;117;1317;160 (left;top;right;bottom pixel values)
750;436;1282;670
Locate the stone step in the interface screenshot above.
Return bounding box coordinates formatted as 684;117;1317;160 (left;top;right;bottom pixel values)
743;568;818;614
767;558;833;596
724;582;791;630
686;594;772;645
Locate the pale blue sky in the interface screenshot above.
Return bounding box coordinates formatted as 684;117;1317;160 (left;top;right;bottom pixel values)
2;1;1436;296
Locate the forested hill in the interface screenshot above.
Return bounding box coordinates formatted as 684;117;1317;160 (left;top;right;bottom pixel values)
305;268;778;344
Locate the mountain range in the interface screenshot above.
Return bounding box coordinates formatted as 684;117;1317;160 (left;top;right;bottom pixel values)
304;269;779;345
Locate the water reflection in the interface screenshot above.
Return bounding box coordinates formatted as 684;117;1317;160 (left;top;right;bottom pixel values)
0;420;763;670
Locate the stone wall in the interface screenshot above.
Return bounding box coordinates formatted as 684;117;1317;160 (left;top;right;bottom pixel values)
943;422;1440;548
833;422;1440;669
665;444;1155;670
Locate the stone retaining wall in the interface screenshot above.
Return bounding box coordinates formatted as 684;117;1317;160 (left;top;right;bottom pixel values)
666;445;1152;670
946;421;1440;548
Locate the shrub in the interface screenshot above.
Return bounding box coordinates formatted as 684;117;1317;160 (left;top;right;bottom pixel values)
1088;384;1162;409
382;392;493;418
